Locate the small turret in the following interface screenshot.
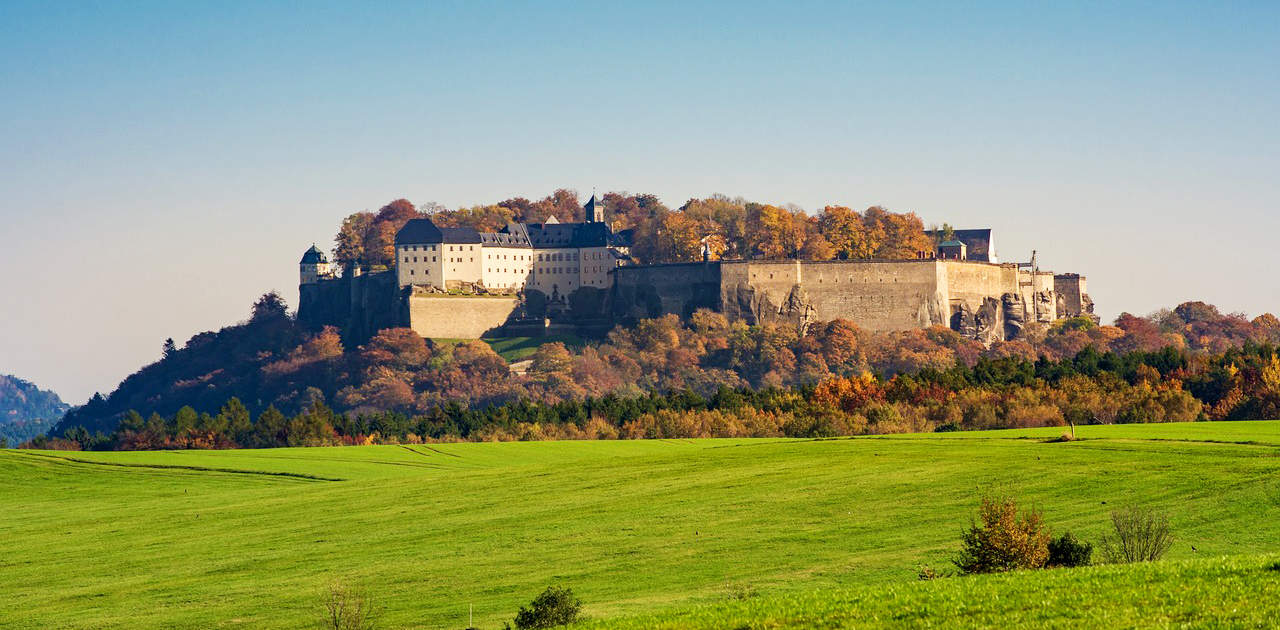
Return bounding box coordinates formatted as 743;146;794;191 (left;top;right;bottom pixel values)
299;244;332;284
584;194;605;223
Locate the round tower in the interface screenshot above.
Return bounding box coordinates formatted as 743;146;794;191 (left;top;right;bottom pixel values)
299;244;331;284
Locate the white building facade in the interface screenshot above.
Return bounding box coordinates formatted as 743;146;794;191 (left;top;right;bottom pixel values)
393;195;630;295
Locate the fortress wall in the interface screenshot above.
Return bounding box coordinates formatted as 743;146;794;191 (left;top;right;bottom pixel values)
720;260;948;331
1054;274;1088;318
942;261;1017;308
298;271;402;344
407;295;518;339
1017;269;1036;319
611;262;723;320
1033;271;1057;322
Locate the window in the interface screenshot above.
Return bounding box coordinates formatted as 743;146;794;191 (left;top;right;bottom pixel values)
410;270;415;275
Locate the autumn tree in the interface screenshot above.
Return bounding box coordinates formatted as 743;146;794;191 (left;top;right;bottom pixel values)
747;204;807;259
817;206;871;260
334;212;373;268
365;199;419;268
251;291;289;322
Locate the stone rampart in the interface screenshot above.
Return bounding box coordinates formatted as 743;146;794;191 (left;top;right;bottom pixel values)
302;257;1090;345
298;271;402;345
611;262;723;321
407;295;519;339
721;260;950;331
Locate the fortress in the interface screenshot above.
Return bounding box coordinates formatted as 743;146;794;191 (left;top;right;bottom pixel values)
298;196;1094;344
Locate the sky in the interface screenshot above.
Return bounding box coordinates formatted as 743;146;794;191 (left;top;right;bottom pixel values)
1;1;1277;404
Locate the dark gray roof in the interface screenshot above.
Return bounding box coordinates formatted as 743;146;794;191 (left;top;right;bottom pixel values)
398;216;622;250
939;239;966;247
479;229;531;247
439;227;482;244
300;244;328;264
584;195;603;221
395;218;481;245
523;221;612;248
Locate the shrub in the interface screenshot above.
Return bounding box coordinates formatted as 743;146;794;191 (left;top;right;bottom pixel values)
953;496;1051;574
512;586;582;629
1101;506;1173;563
319;579;377;630
1047;531;1093;567
916;564;950;580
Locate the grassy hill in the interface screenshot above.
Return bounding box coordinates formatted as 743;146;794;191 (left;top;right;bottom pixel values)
574;554;1280;629
4;422;1280;629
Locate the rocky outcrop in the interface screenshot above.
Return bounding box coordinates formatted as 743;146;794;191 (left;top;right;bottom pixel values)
950;297;1005;345
1002;292;1026;340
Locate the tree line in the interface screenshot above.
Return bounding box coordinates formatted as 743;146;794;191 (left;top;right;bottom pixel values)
34;328;1280;450
329;190;937;269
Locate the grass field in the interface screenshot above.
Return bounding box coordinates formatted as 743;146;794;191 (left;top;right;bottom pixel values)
432;335;585;362
4;422;1280;629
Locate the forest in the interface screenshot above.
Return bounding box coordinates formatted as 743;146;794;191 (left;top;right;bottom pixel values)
38;292;1280;450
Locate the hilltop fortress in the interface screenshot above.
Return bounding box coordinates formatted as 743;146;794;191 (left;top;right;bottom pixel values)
298;196;1094;344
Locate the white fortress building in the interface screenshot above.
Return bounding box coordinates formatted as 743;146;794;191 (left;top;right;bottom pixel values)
298;244;334;284
392;195;631;295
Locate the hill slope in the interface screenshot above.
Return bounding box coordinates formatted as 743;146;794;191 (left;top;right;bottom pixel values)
575;554;1280;629
0;374;69;444
4;422;1280;629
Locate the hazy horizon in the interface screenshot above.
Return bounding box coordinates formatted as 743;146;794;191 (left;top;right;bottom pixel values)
2;1;1277;404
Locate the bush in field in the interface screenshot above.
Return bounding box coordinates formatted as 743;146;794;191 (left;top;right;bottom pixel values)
511;586;582;629
1101;506;1173;563
318;579;377;630
953;496;1051;574
1046;531;1093;567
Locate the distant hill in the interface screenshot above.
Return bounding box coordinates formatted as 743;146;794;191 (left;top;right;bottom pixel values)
0;374;69;445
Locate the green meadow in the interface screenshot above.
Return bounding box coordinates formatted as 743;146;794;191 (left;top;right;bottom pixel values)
5;422;1280;629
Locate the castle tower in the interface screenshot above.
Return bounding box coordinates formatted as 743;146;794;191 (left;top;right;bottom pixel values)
584;194;605;223
299;244;332;284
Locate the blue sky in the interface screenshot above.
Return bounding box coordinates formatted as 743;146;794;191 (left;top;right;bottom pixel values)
1;1;1277;403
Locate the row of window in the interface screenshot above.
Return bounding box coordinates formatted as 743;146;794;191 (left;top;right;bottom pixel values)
400;244;477;253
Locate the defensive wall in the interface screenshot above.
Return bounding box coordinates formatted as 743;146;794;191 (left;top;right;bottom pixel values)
406;294;519;339
718;259;950;331
297;270;402;345
300;258;1092;344
612;258;1092;343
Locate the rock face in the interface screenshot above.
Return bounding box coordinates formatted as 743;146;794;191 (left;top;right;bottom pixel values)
949;297;1003;344
1002;292;1027;340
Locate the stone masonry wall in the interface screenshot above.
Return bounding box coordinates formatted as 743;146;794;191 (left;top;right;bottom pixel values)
298;271;402;345
611;262;723;322
407;295;519;339
720;260;950;331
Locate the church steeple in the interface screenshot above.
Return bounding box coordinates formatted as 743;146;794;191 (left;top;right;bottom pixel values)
584;193;605;223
